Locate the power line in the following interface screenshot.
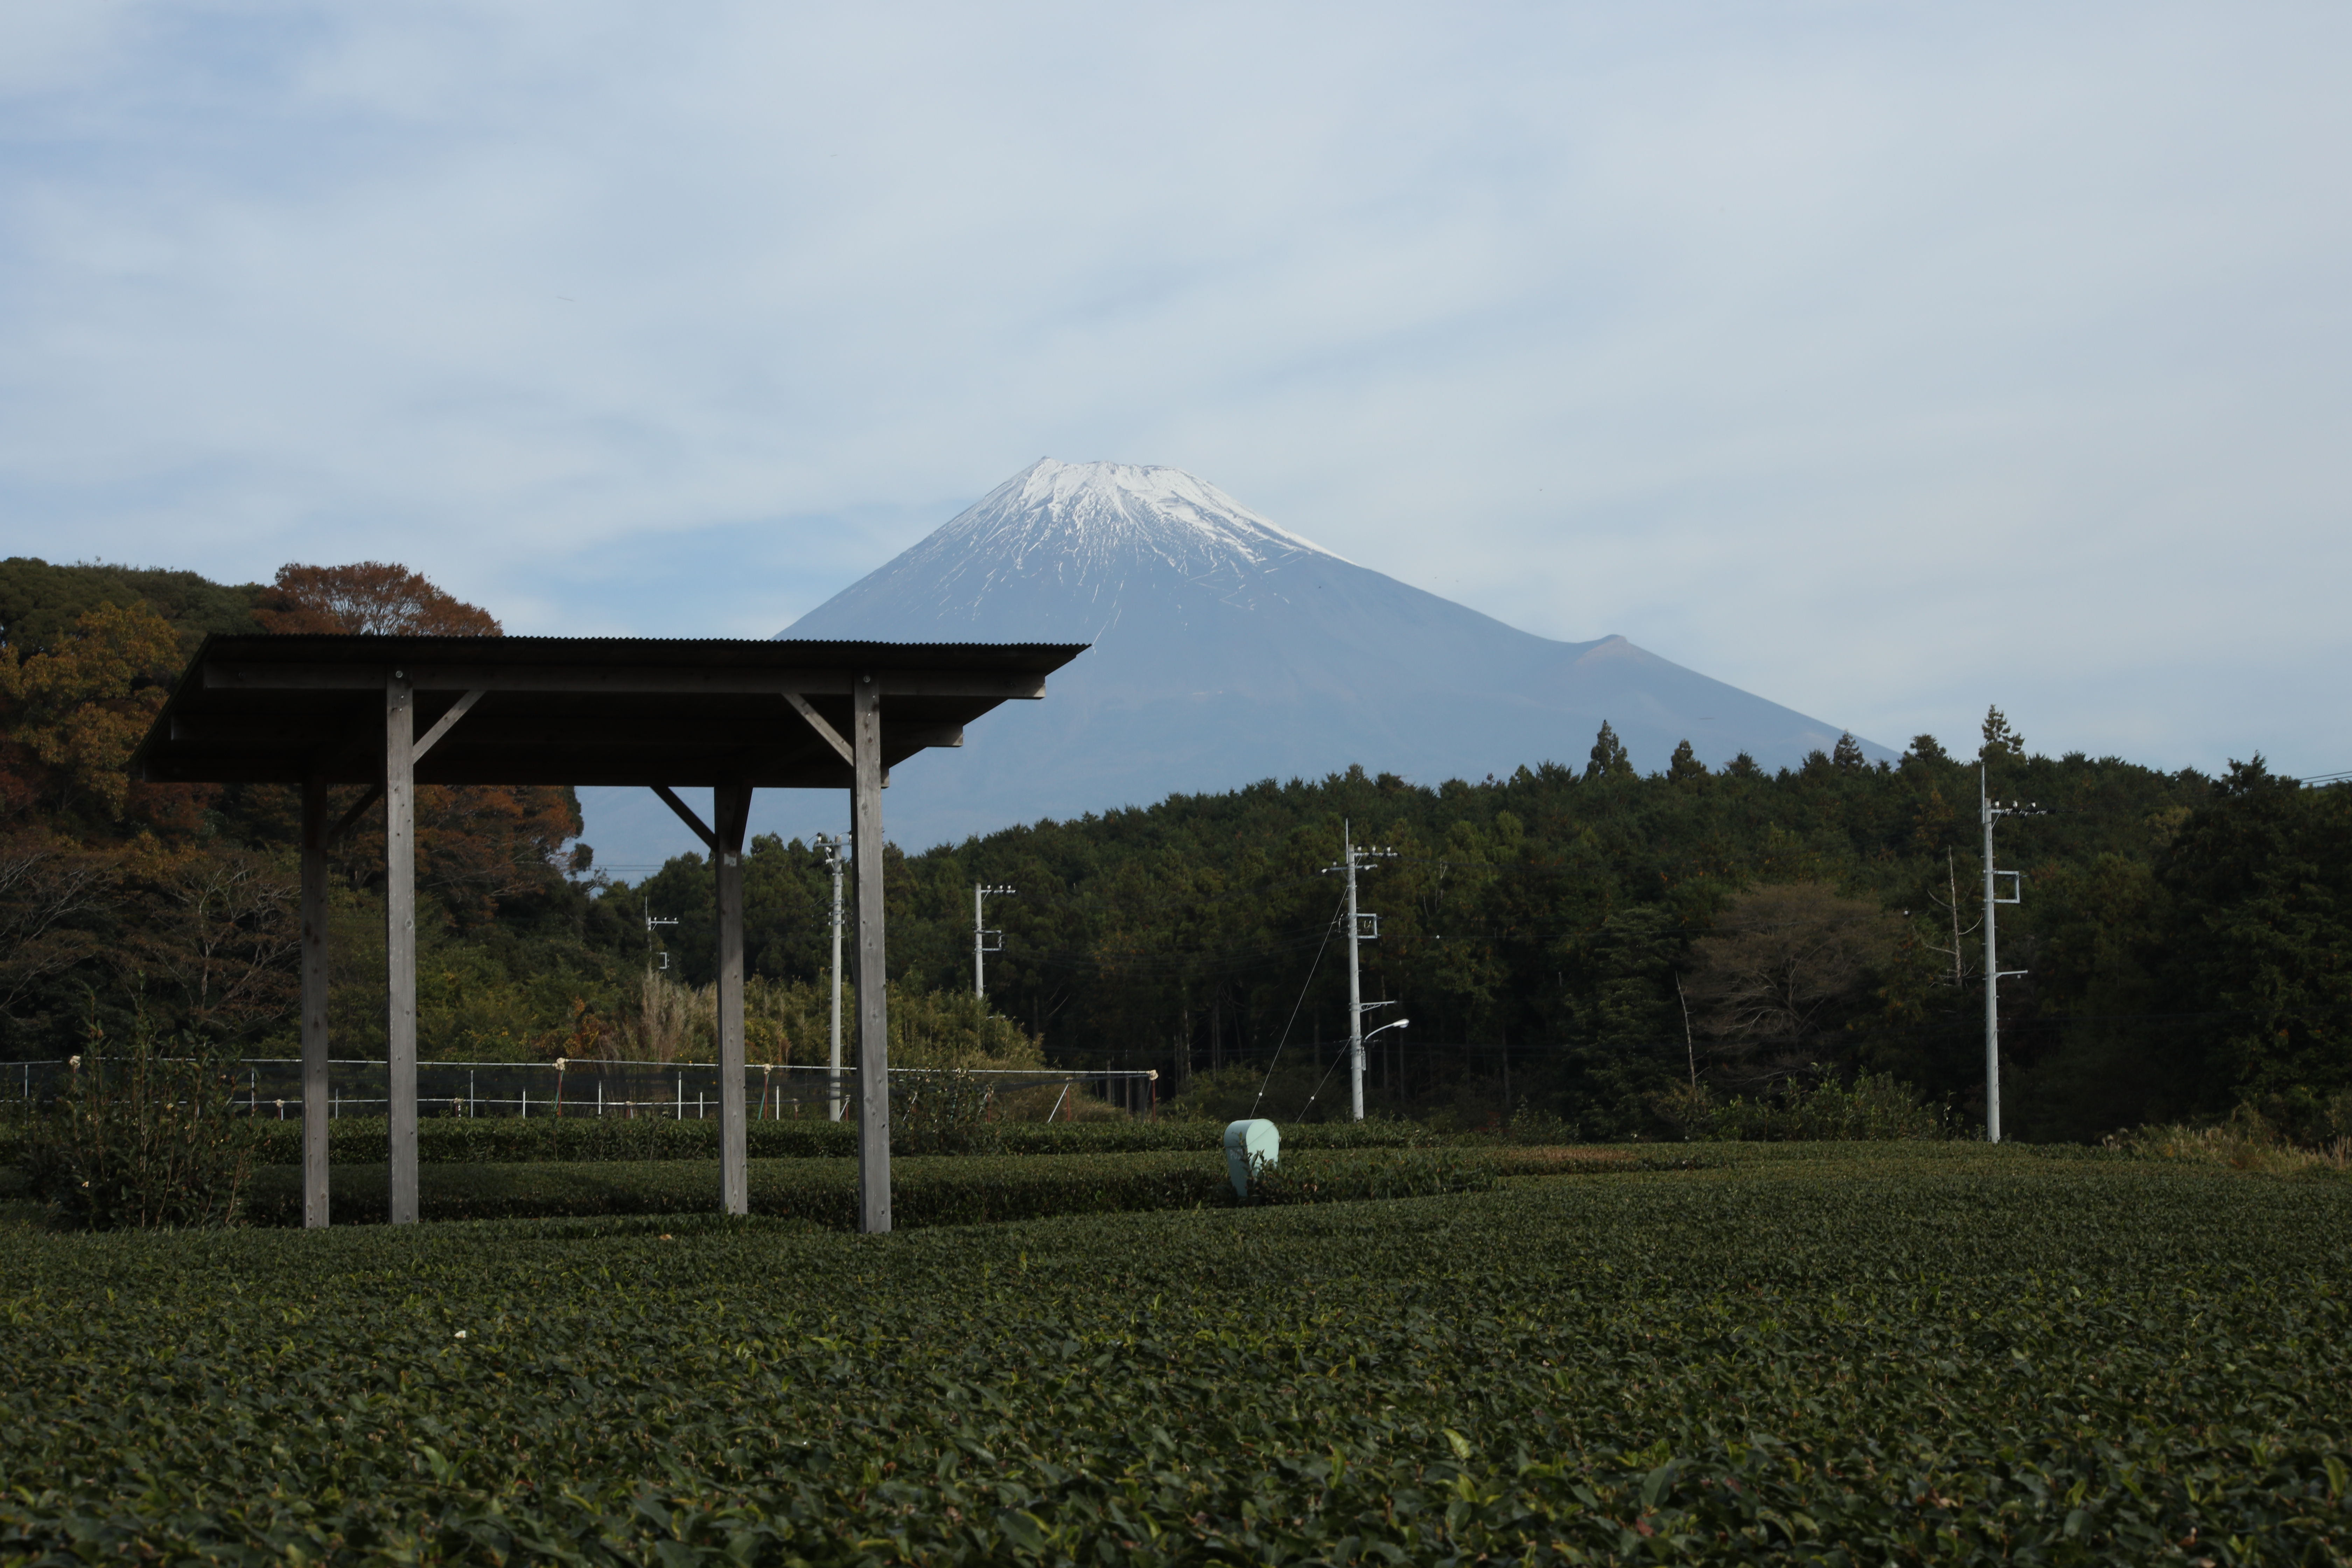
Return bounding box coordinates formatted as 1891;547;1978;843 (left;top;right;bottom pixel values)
1249;891;1348;1119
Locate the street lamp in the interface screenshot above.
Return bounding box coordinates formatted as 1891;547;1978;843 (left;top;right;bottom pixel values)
1364;1017;1409;1105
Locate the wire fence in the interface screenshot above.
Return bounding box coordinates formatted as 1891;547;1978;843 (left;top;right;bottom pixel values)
2;1058;1159;1121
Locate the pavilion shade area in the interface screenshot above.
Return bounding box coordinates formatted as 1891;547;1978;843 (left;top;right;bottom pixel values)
133;634;1084;789
127;633;1084;1235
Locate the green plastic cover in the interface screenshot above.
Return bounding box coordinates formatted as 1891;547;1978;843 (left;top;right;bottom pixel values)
1223;1119;1280;1198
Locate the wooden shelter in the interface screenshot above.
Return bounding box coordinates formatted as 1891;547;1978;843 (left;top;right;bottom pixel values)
131;634;1085;1233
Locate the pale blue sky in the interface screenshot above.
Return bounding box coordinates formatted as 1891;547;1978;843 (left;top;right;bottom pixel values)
8;1;2351;826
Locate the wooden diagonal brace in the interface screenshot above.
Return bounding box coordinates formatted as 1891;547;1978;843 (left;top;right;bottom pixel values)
782;692;854;766
413;689;484;763
651;785;720;853
331;784;384;843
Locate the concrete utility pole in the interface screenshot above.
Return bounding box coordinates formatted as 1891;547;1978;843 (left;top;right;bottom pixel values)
973;883;1015;997
819;835;845;1122
1326;820;1396;1121
1979;764;2045;1143
1346;824;1363;1120
643;895;678;971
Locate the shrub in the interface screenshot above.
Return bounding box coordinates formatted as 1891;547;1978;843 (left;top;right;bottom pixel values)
17;1008;256;1229
890;1067;1003;1155
1498;1100;1575;1146
1251;1147;1500;1204
1655;1070;1967;1142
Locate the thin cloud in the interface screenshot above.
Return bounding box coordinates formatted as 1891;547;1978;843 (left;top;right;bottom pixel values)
2;1;2347;786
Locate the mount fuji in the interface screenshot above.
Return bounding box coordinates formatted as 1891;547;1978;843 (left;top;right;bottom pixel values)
771;458;1884;846
577;459;1885;864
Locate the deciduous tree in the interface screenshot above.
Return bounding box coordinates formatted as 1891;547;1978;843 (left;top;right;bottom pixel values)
1684;883;1902;1087
254;562;501;636
0;602;181;822
258;562;582;925
123;841;301;1043
0;832;117;1038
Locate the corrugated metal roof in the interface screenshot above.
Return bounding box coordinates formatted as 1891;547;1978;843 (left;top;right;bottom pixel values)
133;632;1089;789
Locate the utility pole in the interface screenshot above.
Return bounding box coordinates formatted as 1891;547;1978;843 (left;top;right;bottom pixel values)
973;883;1015;997
818;835;845;1122
1346;824;1363;1121
1324;820;1396;1120
642;894;678;972
1980;764;2046;1143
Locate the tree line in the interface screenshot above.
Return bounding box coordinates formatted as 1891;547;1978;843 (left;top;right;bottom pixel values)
5;554;2348;1142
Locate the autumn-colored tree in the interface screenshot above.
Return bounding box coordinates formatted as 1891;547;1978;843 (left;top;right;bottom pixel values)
253;562;501;637
334;779;584;927
0;602;183;824
253;562;584;925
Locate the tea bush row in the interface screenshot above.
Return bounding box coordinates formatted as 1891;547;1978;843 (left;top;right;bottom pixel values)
235;1146;1521;1229
204;1112;1449;1167
5;1146;2347;1563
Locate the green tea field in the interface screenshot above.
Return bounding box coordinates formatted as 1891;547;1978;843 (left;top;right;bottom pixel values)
4;1144;2348;1564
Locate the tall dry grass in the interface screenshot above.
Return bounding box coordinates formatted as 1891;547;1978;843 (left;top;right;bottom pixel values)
608;971;1049;1076
2106;1101;2352;1176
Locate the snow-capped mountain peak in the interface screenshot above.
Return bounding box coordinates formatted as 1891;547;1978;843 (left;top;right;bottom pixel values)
961;457;1345;568
805;458;1351;643
755;457;1882;846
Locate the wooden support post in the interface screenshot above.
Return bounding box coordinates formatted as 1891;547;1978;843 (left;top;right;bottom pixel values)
385;669;419;1226
714;782;751;1217
852;673;891;1234
300;773;331;1229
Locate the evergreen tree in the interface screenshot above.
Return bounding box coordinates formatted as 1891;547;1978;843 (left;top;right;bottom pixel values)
1981;705;2025;760
1585;721;1633;782
2154;759;2352;1118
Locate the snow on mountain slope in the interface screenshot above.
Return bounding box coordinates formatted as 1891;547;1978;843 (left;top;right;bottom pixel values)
761;458;1885;847
812;460;1346;642
576;459;1887;864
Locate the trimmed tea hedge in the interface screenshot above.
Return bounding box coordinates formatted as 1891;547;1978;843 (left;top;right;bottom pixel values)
236;1146;1544;1228
216;1112;1449;1167
5;1145;2347;1563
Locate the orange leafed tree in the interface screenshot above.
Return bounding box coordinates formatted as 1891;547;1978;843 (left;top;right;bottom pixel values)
254;562;502;637
258;562;582;924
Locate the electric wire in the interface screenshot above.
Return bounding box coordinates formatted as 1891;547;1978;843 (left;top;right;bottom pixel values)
1248;890;1348;1119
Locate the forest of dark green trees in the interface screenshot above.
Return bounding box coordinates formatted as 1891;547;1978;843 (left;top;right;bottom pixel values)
6;552;2349;1143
